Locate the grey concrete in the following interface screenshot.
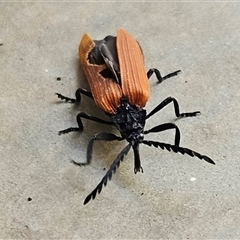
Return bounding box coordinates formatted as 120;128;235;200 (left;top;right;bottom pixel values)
0;2;240;239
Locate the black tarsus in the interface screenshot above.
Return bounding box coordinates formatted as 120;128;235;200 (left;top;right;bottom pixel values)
146;96;201;120
83;144;131;205
72;132;123;166
147;68;181;83
144;123;180;146
142;140;215;165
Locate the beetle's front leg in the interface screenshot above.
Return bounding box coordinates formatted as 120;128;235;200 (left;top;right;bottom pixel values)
56;88;93;103
72;132;123;166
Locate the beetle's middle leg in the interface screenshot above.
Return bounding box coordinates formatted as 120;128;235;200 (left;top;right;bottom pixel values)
58;112;114;135
56;88;93;103
147;68;181;83
146;96;200;120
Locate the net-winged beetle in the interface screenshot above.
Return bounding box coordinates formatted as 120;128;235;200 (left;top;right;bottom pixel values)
56;29;215;205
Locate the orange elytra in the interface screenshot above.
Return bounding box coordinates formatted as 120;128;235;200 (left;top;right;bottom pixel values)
78;29;150;114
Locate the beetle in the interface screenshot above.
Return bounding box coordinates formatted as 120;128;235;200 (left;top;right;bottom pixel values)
56;29;215;205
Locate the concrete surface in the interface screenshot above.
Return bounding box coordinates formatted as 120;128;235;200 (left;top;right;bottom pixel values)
0;2;240;239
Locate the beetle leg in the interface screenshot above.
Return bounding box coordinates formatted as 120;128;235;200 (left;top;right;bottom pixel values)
72;132;123;166
76;112;114;127
83;144;131;205
56;88;93;103
58;112;114;135
142;140;215;165
147;68;181;83
144;123;180;146
146;96;201;120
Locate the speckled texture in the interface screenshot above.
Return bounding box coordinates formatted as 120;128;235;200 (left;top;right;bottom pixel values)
1;2;240;239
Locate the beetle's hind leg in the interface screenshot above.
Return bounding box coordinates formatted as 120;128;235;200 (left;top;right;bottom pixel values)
147;68;181;83
146;96;200;120
58;112;114;135
56;88;93;103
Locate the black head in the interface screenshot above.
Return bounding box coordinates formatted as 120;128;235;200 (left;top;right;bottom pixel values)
110;98;146;145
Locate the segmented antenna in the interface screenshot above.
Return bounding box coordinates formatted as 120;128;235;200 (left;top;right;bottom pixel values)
142;140;215;165
84;144;131;205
